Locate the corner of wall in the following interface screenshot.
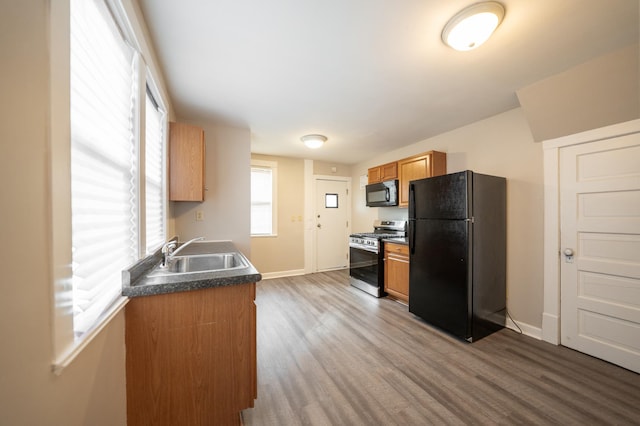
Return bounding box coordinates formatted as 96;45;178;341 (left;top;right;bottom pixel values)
517;44;640;141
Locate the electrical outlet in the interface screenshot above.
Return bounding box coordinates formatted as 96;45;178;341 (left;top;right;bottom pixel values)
195;210;204;221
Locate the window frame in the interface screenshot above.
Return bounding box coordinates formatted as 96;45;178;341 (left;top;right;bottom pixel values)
50;0;169;374
250;159;278;237
143;77;168;255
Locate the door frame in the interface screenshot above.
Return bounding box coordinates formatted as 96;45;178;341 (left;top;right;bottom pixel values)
542;119;640;345
306;173;352;273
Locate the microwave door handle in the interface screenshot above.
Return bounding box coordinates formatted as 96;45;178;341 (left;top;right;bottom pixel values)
385;188;390;202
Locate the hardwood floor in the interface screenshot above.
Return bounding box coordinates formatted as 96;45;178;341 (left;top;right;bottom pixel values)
241;270;640;425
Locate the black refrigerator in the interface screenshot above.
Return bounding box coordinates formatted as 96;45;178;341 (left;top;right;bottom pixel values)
408;170;506;342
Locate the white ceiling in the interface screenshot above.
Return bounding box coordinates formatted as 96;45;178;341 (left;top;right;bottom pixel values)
137;0;639;164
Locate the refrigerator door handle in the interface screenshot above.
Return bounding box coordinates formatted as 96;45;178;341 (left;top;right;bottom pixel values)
409;220;416;255
409;183;416;219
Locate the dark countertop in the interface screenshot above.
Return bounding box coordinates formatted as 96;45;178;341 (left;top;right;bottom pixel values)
122;240;262;298
383;237;408;245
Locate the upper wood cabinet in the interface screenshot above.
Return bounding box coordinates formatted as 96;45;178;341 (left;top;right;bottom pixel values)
397;151;446;207
169;122;205;201
368;161;398;184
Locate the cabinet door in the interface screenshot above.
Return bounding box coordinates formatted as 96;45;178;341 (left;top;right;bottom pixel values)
169;122;205;201
398;151;446;207
368;161;398;184
368;166;382;184
125;283;257;425
398;154;430;207
384;243;410;302
380;162;398;181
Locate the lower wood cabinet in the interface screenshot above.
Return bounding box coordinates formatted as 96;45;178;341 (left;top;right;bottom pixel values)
125;283;257;426
384;242;409;303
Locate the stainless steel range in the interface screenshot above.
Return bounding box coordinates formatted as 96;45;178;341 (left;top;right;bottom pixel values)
349;220;406;297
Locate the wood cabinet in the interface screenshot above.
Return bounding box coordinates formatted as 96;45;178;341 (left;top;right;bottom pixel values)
384;242;410;303
125;283;257;426
169;122;205;201
397;150;446;207
368;161;398;184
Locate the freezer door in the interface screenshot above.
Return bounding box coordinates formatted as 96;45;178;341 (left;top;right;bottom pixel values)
409;218;472;340
409;171;470;220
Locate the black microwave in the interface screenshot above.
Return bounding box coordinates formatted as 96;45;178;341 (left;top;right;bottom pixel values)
366;179;399;207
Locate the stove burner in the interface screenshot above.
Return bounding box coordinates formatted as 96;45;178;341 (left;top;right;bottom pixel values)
350;219;407;240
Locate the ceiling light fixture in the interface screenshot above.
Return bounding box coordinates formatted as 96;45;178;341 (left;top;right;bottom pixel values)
301;134;327;149
442;2;505;51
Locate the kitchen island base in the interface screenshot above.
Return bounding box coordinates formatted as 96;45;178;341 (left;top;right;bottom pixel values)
125;282;256;426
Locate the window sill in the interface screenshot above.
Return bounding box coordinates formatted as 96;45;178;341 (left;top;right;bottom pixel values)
251;233;278;238
51;296;129;376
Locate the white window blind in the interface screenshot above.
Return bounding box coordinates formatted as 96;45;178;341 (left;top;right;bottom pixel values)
251;166;274;235
145;87;165;253
70;0;138;337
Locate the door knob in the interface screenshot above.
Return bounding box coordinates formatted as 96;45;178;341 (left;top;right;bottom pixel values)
317;223;322;228
563;248;574;263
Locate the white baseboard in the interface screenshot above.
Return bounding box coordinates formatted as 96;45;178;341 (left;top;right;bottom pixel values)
506;318;542;340
260;269;306;280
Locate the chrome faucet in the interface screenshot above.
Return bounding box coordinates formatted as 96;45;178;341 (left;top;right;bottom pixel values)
161;237;204;267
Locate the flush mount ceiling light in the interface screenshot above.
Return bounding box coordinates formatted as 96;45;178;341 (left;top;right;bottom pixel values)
301;134;327;149
442;2;505;51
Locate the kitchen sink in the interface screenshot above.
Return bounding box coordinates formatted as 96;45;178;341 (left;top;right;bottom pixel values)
148;252;248;276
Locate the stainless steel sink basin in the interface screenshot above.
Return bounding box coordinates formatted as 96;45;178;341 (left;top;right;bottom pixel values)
148;252;248;276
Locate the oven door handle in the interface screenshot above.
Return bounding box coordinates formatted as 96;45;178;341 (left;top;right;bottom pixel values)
349;244;378;254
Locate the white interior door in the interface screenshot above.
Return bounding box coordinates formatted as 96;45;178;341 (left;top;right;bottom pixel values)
560;132;640;373
315;178;349;271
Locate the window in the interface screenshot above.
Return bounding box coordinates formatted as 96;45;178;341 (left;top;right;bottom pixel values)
325;193;339;208
70;0;138;336
145;85;166;253
51;0;168;371
251;160;277;236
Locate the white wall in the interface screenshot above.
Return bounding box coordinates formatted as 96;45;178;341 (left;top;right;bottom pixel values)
517;44;639;142
0;1;127;424
0;1;176;423
250;155;306;274
173;123;252;255
351;108;544;333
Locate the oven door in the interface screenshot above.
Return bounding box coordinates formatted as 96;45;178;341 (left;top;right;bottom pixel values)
349;246;382;296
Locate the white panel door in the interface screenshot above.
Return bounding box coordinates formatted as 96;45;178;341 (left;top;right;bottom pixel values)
560;133;640;373
315;178;349;271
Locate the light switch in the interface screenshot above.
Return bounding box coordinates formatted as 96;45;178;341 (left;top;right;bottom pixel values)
196;210;204;221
